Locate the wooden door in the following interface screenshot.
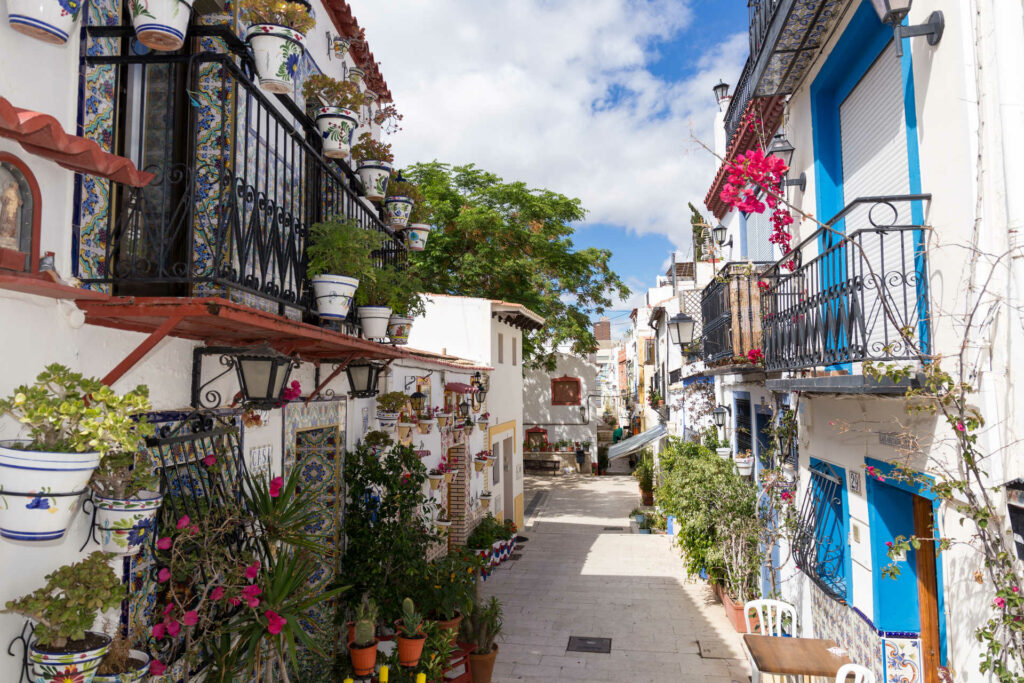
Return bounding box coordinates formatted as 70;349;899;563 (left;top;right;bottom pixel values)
913;495;941;683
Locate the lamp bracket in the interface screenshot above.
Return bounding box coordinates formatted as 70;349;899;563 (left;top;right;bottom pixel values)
191;345;300;409
893;11;943;57
784;172;807;193
404;370;434;393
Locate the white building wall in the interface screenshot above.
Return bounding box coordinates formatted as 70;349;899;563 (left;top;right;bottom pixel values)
523;352;600;449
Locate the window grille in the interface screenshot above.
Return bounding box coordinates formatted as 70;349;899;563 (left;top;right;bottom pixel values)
793;460;848;601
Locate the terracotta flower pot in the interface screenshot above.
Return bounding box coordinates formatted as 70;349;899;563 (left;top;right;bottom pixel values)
430;612;463;647
717;585;753;633
395;623;426;667
640;488;654;506
469;643;498;683
348;640;378;676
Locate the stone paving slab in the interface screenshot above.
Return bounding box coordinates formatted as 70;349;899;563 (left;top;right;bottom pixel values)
480;473;750;682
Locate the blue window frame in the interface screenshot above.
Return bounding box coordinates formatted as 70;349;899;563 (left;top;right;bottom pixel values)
794;459;851;602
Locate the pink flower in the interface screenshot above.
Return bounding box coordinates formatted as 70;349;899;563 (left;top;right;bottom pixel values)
182;610;198;626
1013;586;1020;593
228;597;241;607
995;597;1007;609
152;623;166;640
176;515;190;530
955;420;965;432
157;536;172;550
269;476;284;498
158;568;171;583
780;491;794;503
242;583;262;607
150;660;167;676
165;619;181;637
886;541;893;548
163;603;174;616
245;560;261;580
202;453;217;467
747;348;764;363
210;586;225;601
266;609;287;635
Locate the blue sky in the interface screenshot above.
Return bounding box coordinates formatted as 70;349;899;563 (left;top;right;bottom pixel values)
356;1;750;338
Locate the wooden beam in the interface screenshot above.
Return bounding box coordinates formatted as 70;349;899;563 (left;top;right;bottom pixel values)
101;313;186;387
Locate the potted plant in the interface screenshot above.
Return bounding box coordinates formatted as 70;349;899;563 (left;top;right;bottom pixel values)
0;364;153;542
306;218;380;321
94;627;151;683
477;411;490;432
3;551;125;683
425;553;476;639
375;391;407;430
438;458;456;484
479;491;492;510
396;417;416;444
463;416;474;435
597;446;609;474
418;412;437;435
734;449;755;477
363;429;394;455
427;469;444;490
240;0;315;94
406;192;434;252
302;74;365;158
461;596;503;683
351;133;394;201
355;265;400;340
395;598;426;667
348;597;379;677
89;449;162;556
7;0;83;44
433;406;453;429
387;266;425;345
347;66;366;88
716;442;732;460
128;0;194;51
383;175;421;231
634;454;654;506
433;511;451;530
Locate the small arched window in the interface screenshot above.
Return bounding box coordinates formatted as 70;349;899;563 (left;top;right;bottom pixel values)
0;154;40;272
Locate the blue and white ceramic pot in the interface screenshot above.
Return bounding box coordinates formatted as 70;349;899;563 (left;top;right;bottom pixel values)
245;23;306;95
0;442;98;541
406;223;431;252
94;491;162;555
129;0;193;51
29;632;110;683
93;650;151;683
357;160;392;201
358;305;392;340
7;0;83;45
384;195;414;230
314;107;359;158
377;410;400;430
387;315;412;344
310;274;359;320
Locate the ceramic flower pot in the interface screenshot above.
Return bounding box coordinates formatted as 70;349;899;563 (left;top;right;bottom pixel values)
245;24;306;94
406;223;431;251
357;161;392;201
716;447;732;460
480;495;491;510
490;539;502;567
311;274;359;320
430;613;462;647
93;650;151;683
387;315;412;344
0;442;99;541
94;491;163;555
384;195;414;229
348;640;378;677
443;470;455;484
7;0;83;45
435;413;452;428
347;66;365;87
376;410;399;430
129;0;193;51
734;456;754;477
358;306;392;339
474;459;486;473
29;632;111;683
396;422;415;442
314;106;359;158
469;643;498;683
428;474;443;490
417;418;436;435
477;421;488;433
434;518;451;530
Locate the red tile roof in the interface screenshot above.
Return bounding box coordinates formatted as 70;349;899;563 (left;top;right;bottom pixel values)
0;97;154;187
321;0;393;102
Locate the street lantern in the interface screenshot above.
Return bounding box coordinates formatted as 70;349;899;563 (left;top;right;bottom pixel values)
713;80;729;106
767;133;806;192
458;399;471;418
870;0;943;57
233;345;296;408
667;313;696;349
472;371;489;398
870;0;912;24
346;360;383;398
712;405;730;428
712;223;732;249
409;390;426;413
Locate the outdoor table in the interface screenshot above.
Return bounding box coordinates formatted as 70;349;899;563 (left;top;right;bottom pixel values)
743;634;853;682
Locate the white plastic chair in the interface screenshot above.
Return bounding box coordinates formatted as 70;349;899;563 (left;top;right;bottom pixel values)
744;598;798;637
836;664;877;683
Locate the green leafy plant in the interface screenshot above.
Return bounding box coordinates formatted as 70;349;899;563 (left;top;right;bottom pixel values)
418;621;454;682
242;467;329;556
89;448;159;500
354;265;403;308
352;597;378;648
363;429;394;451
387;174;424;204
351;133;394;164
302;74;365;111
398;597;422;637
389;265;427;318
459;596;502;655
376;392;408;413
306;219;382;279
634;452;654;494
0;363;153;456
3;551;124;648
422;552;480;621
597;446;609;472
237;0;314;33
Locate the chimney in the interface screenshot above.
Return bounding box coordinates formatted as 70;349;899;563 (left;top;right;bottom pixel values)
594;318;611;341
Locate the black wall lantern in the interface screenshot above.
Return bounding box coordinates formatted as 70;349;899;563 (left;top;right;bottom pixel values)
667;312;697;351
712;223;732;249
767;133;806;193
712;404;730;428
409;390;427;413
232;345;297;409
346;360;384;398
713;80;730;107
458;399;471;418
870;0;943;58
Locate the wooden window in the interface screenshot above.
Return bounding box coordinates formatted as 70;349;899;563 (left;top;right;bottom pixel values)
551;376;582;406
498;333;504;364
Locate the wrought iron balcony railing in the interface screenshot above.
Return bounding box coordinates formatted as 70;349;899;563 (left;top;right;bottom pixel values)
701;261;772;364
77;31;403;322
760;195;931;372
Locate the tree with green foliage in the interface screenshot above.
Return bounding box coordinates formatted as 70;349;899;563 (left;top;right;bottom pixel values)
689;202;709;262
402;162;629;368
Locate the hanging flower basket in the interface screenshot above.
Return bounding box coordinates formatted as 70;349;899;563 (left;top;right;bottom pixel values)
245;24;307;94
311;274;359;320
314;106;359;158
93;491;163;555
7;0;83;45
377;410;400;430
357;161;392;201
388;315;413;345
734;454;754;477
407;223;431;251
384;195;414;230
129;0;194;51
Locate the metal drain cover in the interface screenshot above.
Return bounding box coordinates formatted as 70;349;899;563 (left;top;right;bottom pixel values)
603;526;624;531
509;553;522;560
515;535;529;543
567;636;611;654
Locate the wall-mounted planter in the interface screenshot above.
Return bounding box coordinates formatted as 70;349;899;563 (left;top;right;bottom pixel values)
7;0;82;44
0;442;99;541
435;413;452;429
479;494;492;510
417;418;436;435
443;469;457;484
734;455;754;477
377;410;400;430
29;632;110;683
387;315;412;344
94;491;163;555
314;107;359;158
357;161;392;201
474;459;486;473
311;274;358;320
245;24;306;94
384;195;414;230
406;223;431;251
396;422;415;443
428;473;444;490
129;0;194;51
359;305;392;340
716;447;732;460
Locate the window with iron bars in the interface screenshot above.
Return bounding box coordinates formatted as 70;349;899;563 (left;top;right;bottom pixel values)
792;460;849;602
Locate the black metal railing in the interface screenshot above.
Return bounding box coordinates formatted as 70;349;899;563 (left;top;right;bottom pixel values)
793;461;847;602
78;34;404;319
760;195;931;372
723;1;787;139
701;262;772;363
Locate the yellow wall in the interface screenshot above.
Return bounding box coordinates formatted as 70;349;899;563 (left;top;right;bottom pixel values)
488;419;517;521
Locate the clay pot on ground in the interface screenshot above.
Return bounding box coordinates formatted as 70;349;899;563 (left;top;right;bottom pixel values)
469;643;499;683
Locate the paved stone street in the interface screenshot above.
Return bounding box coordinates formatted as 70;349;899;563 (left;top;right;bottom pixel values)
480;473;751;682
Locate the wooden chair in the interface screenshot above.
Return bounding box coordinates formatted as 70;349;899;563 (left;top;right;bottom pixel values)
836;663;876;683
744;598;798;637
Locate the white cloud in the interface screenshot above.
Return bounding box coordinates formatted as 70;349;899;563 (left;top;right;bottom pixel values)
353;0;747;250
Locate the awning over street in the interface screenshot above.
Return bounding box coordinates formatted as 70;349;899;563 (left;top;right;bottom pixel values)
608;424;667;460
